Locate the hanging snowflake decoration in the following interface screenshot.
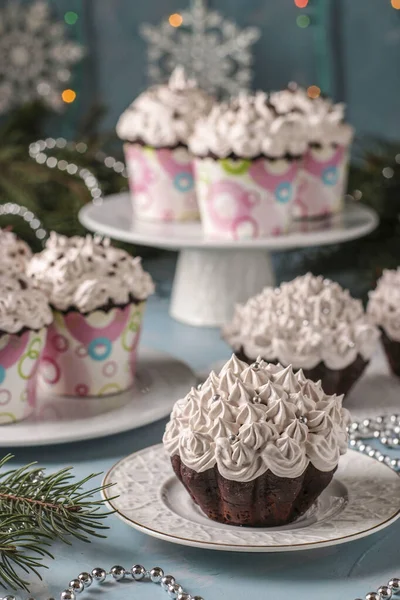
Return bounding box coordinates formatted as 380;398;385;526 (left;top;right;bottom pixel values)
0;0;84;114
140;0;260;98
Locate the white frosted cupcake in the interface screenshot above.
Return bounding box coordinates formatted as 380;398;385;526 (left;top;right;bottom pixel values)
368;269;400;376
164;355;350;527
223;273;379;396
0;228;32;271
0;266;52;424
116;66;214;222
189;92;308;239
269;85;354;219
27;233;154;397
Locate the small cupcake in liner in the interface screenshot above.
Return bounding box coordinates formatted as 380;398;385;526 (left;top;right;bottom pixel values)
269;85;354;220
0;266;52;424
189;92;308;240
164;355;351;527
223;273;379;397
116;67;214;222
27;233;154;397
0;228;32;271
367;269;400;376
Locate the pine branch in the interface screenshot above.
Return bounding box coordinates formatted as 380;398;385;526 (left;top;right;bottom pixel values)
0;455;114;591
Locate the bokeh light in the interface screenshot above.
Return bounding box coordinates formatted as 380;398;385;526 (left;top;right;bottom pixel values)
169;13;183;27
307;85;321;99
64;11;78;25
62;89;77;103
296;14;310;28
391;0;400;9
294;0;309;7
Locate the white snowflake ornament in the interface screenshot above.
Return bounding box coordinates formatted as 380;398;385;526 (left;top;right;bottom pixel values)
140;0;260;98
0;0;84;114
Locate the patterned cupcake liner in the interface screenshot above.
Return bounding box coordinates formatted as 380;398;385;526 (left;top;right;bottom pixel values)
293;145;350;219
124;143;200;222
0;327;47;425
381;330;400;378
194;156;300;240
39;302;145;397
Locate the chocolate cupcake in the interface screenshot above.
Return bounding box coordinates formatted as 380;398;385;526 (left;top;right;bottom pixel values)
27;233;154;397
163;355;351;527
223;273;379;397
368;269;400;376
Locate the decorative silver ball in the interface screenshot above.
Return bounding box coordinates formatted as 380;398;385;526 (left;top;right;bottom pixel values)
378;586;392;599
365;593;380;600
150;567;164;583
299;416;308;425
358;444;366;453
388;578;400;594
384;456;392;466
349;439;357;448
168;583;184;598
3;596;17;600
373;430;381;439
193;596;205;600
389;414;400;424
91;568;106;583
60;591;75;600
68;580;84;594
251;362;260;370
368;449;376;458
211;394;220;402
252;396;262;404
111;565;126;580
376;416;384;424
161;575;176;590
196;383;202;390
228;434;237;443
362;418;371;428
131;564;146;580
77;573;93;588
177;594;192;600
351;422;359;431
391;459;398;469
381;437;389;446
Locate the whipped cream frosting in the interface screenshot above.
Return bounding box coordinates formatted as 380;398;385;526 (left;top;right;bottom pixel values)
368;269;400;341
189;91;309;159
116;66;214;147
27;233;154;313
223;273;379;370
0;228;32;271
0;271;52;334
163;355;351;481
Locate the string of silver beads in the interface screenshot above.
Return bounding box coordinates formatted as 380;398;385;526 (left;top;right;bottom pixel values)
348;414;400;471
357;577;400;600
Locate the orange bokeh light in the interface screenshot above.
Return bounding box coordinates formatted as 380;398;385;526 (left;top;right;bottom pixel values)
62;89;77;103
169;13;183;27
392;0;400;8
294;0;309;7
307;85;321;99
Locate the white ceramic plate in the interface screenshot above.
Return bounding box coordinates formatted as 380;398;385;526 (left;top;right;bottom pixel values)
103;445;400;553
0;348;196;447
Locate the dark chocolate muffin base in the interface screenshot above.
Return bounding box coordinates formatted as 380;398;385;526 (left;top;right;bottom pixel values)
171;455;336;527
235;348;368;397
381;329;400;377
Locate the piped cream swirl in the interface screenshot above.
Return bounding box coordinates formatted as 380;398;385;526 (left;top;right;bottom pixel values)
0;273;52;334
223;273;379;370
163;355;351;481
27;233;154;313
0;228;32;271
367;269;400;341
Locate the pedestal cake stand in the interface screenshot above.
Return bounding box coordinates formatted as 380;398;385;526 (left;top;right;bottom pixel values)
79;193;378;327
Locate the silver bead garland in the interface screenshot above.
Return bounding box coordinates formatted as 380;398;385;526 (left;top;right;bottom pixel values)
0;203;47;241
347;414;400;472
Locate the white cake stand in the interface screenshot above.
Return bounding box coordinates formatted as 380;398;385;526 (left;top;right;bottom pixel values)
79;193;378;327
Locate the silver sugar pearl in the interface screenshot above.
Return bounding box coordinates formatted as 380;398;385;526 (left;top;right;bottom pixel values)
368;449;376;458
358;444;366;452
211;394;220;402
381;437;389;446
351;422;359;431
377;586;392;599
196;383;202;390
131;564;146;580
388;578;400;593
365;593;380;600
177;594;192;600
77;573;93;588
60;591;75;600
193;597;205;600
390;414;400;423
252;396;262;404
376;416;384;425
161;576;176;590
391;459;398;469
91;568;106;583
168;583;184;598
149;567;164;583
299;416;308;425
349;439;357;448
384;456;392;465
111;566;126;580
251;362;260;370
373;430;381;439
68;580;84;594
362;419;371;428
228;434;237;443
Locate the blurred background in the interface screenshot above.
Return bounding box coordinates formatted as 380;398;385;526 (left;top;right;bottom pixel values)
1;0;400;298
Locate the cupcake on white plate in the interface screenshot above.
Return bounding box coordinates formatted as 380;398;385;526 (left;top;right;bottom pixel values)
368;268;400;376
269;84;354;220
223;273;379;397
0;228;32;271
27;233;154;397
0;265;52;424
189;91;308;240
116;66;214;222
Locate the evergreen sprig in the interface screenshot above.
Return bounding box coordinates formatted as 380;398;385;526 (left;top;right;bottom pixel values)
0;455;113;591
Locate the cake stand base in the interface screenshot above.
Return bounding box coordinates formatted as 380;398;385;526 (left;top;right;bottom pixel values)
170;249;274;327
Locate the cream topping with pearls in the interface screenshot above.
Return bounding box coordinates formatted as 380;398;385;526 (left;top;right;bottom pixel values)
163;355;351;481
189;91;309;159
27;233;154;313
0;228;32;271
368;268;400;342
0;272;52;334
223;273;379;370
116;66;214;147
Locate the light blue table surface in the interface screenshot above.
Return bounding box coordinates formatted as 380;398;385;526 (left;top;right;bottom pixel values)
6;293;400;600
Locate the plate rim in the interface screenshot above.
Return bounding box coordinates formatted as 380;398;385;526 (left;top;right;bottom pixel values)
102;444;400;553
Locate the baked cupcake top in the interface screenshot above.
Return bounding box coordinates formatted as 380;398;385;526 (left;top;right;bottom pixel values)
163;355;351;481
116;66;214;148
223;273;379;370
0;268;52;334
368;269;400;341
27;233;155;313
269;84;354;147
0;228;32;271
189;91;309;159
